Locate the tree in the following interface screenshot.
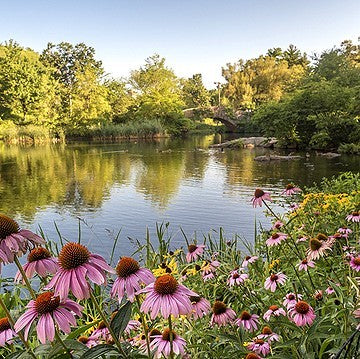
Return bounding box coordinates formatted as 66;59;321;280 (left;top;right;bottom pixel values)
104;79;134;123
0;41;56;125
128;54;184;124
181;74;210;108
40;42;108;129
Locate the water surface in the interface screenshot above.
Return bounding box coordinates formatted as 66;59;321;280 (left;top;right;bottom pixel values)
0;135;358;271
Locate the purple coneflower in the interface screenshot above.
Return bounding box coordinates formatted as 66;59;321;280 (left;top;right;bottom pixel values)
227;271;248;286
264;273;287;292
314;290;323;301
189;296;211;319
296;235;307;243
283;293;303;309
263;305;286;321
281;184;301;196
325;287;335;295
235;311;259;331
0;317;16;347
201;260;220;281
306;237;333;261
111;256;154;303
297;258;315;271
338;227;352;236
15;247;59;283
252;189;272;208
0;214;45;265
186;244;205;262
272;220;284;230
242;255;258;267
346;211;360;222
257;326;280;342
210;301;236;326
78;335;98;348
45;242;115;300
91;321;111;342
349;255;360;272
288;300;316;326
124;320;141;335
150;328;187;359
137;274;197;319
266;232;287;247
14;292;82;344
289;203;299;211
246;339;271;356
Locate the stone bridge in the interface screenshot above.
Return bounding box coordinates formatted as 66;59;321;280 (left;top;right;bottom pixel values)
183;106;240;132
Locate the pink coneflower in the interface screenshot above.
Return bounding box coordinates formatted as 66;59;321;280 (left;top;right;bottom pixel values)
124;320;141;335
257;326;280;342
0;214;45;264
263;305;286;321
90;321;111;342
210;301;236;326
325;287;335;295
14;247;59;283
282;184;301;196
45;242;115;300
296;235;307;243
264;273;287;292
150;328;186;359
266;232;287;247
111;256;154;303
252;189;272;208
246;339;271;356
283;293;303;309
288;300;316;326
137;274;197;319
235;311;259;331
349;255;360;272
314;290;323;301
189;296;211;319
306;237;333;261
186;244;205;262
338;227;352;236
346;211;360;222
289;203;299;211
14;292;82;344
78;335;98;348
227;271;248;286
0;317;16;347
272;220;284;230
297;259;315;271
242;255;258;267
201;260;220;281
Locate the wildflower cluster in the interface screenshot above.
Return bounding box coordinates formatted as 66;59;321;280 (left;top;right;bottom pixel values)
0;174;359;358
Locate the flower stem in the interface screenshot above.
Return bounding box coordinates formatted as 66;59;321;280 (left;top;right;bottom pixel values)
55;329;73;358
14;256;36;300
0;295;37;359
168;316;174;359
89;289;128;358
135;295;151;358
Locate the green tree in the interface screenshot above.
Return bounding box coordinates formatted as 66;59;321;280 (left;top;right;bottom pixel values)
129;54;184;125
181;74;210;108
40;42;108;129
0;41;56;125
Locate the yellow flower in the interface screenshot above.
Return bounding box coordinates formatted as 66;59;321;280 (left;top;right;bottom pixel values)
269;259;280;270
152;257;178;277
163;249;182;260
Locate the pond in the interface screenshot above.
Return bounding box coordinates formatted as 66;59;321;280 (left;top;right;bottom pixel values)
0;135;358;273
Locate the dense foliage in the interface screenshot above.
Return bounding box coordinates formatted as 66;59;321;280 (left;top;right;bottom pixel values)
0;172;359;358
0;39;359;150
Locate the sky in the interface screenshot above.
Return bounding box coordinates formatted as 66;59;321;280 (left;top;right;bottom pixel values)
0;0;359;88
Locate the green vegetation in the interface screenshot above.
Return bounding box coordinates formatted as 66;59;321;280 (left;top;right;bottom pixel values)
1;173;360;358
0;39;359;150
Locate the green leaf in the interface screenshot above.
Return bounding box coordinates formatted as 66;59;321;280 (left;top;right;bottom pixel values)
110;301;132;338
66;320;101;340
79;344;120;359
48;339;87;358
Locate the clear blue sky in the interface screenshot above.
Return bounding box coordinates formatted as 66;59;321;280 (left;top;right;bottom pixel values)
0;0;359;87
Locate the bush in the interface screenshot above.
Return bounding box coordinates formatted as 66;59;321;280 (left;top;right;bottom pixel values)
338;143;360;154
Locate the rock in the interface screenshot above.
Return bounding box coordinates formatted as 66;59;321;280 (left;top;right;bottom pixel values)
317;152;341;158
254;155;302;162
